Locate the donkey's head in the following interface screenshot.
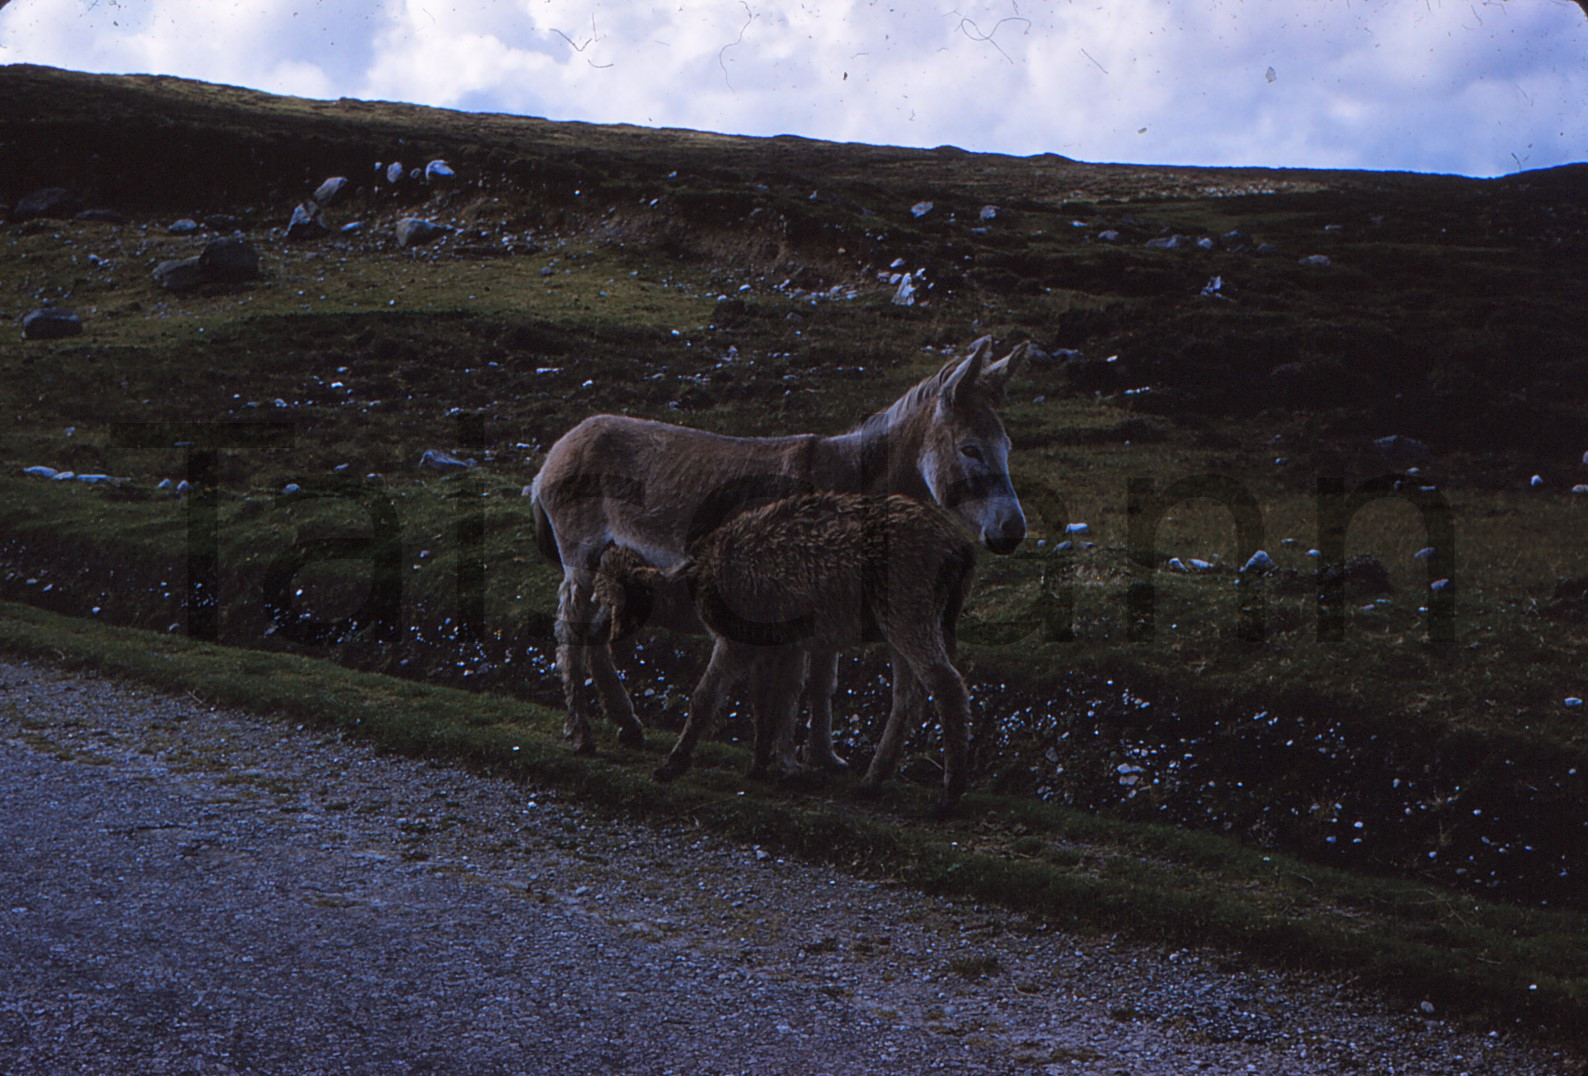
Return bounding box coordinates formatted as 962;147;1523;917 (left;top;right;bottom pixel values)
592;543;668;642
915;337;1030;555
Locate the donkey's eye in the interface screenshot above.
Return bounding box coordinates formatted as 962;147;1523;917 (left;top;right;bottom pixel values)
959;444;986;463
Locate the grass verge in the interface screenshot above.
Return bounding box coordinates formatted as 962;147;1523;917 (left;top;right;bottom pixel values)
0;599;1583;1046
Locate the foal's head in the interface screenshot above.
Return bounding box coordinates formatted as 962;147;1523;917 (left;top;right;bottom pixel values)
912;337;1030;555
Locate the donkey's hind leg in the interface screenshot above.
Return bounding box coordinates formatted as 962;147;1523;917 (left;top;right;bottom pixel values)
798;649;849;772
555;574;601;753
555;570;643;753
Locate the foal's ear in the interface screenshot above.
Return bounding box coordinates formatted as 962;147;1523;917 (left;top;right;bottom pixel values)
982;341;1030;397
941;336;992;408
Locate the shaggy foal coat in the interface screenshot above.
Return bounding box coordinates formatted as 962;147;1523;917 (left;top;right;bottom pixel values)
595;492;978;816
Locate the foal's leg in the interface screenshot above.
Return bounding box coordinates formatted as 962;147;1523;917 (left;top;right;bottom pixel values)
798;649;849;772
918;659;971;819
893;632;972;819
857;651;922;797
656;641;751;782
749;648;806;782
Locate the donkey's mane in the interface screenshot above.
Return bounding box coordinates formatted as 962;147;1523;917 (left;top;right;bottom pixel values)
850;359;959;439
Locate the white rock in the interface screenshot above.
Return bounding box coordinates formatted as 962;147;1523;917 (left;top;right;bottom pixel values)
1064;522;1090;535
1564;697;1584;709
1241;550;1275;574
22;466;59;479
1530;474;1545;488
910;200;934;219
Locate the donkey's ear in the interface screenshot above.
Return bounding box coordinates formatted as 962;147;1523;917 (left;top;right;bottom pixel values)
982;341;1030;397
941;337;992;408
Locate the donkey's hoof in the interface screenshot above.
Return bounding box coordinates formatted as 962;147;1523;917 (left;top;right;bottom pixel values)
654;757;689;783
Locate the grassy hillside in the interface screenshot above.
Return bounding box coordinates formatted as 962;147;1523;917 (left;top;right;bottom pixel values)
2;63;1587;919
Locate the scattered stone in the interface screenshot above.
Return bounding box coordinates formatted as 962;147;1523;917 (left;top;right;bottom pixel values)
1572;485;1588;495
910;201;934;219
74;208;127;224
1255;242;1281;256
1374;434;1432;467
1241;550;1275;574
1529;474;1545;489
1200;276;1225;299
419;448;476;472
1412;547;1438;561
51;471;76;481
198;237;262;283
1144;235;1183;251
1220;230;1249;250
1299;254;1332;268
891;272;918;307
21;466;59;479
11;187;83;221
155;479;173;493
1064;522;1090;536
21;308;83;339
1095;229;1120;243
396;217;448;248
386;161;406;185
1429;578;1452;593
314;176;349;205
153;256;210;292
175;479;194;496
1188;558;1215;572
286;201;329;240
340;221;365;234
168;218;199;235
1167;557;1189;573
978;205;998;222
425;160;455;184
1566;698;1584;709
74;474;119;486
1195;236;1216;251
282;483;302;495
1581;450;1588;467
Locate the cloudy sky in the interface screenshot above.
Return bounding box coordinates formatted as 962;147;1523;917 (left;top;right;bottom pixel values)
3;0;1585;177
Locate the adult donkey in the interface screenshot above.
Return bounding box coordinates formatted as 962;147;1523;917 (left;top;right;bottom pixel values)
529;335;1029;762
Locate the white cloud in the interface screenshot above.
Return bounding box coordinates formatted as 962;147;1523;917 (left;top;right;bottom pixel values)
1;0;1583;175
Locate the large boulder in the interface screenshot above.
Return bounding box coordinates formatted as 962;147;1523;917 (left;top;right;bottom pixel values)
21;308;83;339
314;176;350;205
153;257;210;292
396;217;448;248
286;201;329;240
12;187;83;221
198;237;261;282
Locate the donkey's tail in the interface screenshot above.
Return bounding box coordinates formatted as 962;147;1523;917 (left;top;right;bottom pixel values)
530;487;562;568
940;543;977;662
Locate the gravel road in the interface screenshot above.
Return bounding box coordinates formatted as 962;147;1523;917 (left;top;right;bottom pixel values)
0;659;1576;1074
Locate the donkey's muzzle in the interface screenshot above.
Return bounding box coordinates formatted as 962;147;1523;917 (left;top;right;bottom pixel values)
983;515;1026;555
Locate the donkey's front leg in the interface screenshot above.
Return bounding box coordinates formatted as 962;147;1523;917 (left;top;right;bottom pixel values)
798;649;849;772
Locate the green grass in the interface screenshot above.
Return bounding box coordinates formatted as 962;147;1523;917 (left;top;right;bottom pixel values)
0;597;1584;1042
3;62;1588;1006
